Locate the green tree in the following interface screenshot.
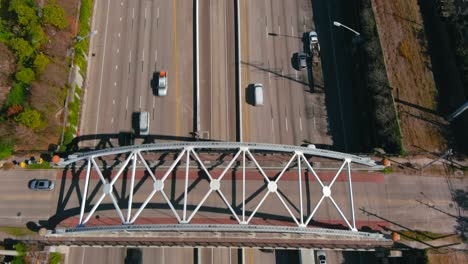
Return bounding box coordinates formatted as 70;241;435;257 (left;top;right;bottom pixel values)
8;37;34;63
15;67;35;84
33;53;50;74
27;23;46;47
8;0;38;27
15;108;43;130
42;3;68;29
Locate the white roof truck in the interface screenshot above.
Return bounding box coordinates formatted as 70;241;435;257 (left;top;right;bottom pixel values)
139;112;149;135
158;71;168;96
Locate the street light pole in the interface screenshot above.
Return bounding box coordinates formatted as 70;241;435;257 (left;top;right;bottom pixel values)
333;21;360;36
76;30;98;42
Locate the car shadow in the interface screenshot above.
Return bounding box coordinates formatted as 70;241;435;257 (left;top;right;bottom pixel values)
245;84;255;106
150;72;160;96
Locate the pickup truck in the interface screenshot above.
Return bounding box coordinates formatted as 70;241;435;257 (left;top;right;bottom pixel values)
309;31;320;65
158;71;168;96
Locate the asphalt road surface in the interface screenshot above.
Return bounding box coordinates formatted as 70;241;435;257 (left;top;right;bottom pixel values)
0;170;57;226
66;247;273;264
310;0;361;152
239;0;331;146
198;0;237;142
81;0;194;143
79;0;332;147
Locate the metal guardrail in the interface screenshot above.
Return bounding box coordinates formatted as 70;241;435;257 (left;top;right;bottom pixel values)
60;142;383;168
53;224;386;240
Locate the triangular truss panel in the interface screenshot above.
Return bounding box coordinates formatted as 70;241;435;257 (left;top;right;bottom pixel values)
62;142;382;231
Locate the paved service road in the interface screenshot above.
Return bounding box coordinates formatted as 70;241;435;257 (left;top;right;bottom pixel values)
239;0;331;146
0;170;57;226
81;0;194;142
51;169;466;235
310;0;361;152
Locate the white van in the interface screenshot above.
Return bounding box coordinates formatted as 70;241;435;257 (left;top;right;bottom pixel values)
139;112;149;135
254;83;264;106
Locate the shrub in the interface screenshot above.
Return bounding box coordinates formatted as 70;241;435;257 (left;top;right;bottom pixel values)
8;37;34;63
78;0;93;36
11;242;27;264
69;98;80;114
49;252;62;264
0;20;13;42
14;108;44;130
27;161;52;169
63;126;75;145
33;53;50;74
15;67;35;84
67;109;78;125
74;53;87;75
5;83;26;107
0;140;14;159
42;3;68;29
14;242;27;256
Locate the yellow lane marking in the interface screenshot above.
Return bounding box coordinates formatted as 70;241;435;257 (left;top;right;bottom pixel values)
173;0;180;136
242;0;250;141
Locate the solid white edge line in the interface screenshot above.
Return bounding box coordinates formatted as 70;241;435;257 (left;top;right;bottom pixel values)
94;0;111;136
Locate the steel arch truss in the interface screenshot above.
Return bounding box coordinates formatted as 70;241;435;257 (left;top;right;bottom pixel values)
70;143;377;231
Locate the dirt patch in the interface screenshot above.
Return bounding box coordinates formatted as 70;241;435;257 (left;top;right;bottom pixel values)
371;0;448;153
0;43;16;106
427;251;468;264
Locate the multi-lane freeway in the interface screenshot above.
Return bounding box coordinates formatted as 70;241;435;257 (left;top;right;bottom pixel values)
80;0;331;147
81;0;194;140
239;0;330;145
3;0;466;263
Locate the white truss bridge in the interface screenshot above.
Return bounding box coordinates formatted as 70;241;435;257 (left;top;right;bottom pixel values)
57;142;385;240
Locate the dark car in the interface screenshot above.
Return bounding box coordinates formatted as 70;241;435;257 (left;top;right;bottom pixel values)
297;52;307;69
28;179;55;191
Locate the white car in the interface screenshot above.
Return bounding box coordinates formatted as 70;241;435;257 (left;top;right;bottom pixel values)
158;71;168;96
253;83;264;106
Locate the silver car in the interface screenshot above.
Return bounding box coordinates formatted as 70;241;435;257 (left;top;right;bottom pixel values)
298;52;307;69
28;179;55;191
